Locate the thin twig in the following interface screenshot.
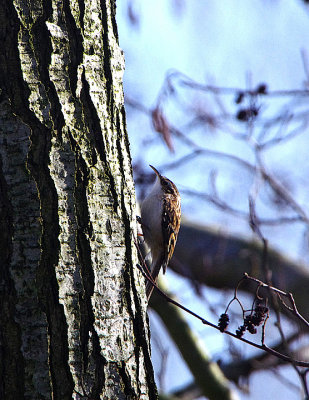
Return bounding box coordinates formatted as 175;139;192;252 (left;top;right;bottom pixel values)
134;256;309;368
243;273;309;329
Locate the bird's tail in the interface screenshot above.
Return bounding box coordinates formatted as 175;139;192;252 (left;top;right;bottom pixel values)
146;254;166;300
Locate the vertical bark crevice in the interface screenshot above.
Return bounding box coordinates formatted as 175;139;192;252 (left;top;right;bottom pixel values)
27;123;74;400
126;270;158;400
0;1;30;114
118;361;139;398
77;0;85;32
90;331;107;399
79;69;120;213
30;3;53;85
74;151;107;397
99;0;115;126
75;154;94;364
110;0;119;40
63;0;84;97
121;268;158;400
120;106;132;162
29;14;66;140
79;69;104;164
0;157;25;400
120;191;157;399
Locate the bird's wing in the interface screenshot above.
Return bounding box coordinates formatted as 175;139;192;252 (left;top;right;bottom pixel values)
161;195;181;274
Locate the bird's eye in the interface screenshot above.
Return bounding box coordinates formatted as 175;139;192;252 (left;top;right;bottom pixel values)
162;179;174;193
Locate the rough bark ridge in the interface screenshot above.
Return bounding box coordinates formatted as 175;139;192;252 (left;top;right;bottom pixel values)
0;1;156;399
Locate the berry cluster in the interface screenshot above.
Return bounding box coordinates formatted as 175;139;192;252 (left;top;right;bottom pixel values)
234;83;267;122
236;305;269;338
236;107;259;122
235;325;246;338
218;313;230;332
251;305;269;326
218;303;268;337
235;83;268;104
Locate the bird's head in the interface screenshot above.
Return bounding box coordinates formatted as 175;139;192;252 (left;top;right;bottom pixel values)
149;165;179;196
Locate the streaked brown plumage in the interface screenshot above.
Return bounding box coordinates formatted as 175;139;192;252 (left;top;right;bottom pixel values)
141;165;181;300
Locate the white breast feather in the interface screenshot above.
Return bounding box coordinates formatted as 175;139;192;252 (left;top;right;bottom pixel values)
141;178;163;259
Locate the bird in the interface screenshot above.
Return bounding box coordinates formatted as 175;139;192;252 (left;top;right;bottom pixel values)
141;165;181;300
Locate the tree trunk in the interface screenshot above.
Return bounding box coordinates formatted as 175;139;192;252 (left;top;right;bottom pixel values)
0;1;156;399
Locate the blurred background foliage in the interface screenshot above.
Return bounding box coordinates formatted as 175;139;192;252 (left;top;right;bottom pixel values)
117;1;309;399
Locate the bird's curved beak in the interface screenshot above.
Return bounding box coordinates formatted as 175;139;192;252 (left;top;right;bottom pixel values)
149;165;161;177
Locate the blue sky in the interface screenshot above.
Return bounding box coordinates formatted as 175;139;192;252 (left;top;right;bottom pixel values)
118;0;309;257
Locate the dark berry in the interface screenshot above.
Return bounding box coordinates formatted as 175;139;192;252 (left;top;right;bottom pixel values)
256;83;268;94
236;325;246;338
235;92;244;104
218;313;230;332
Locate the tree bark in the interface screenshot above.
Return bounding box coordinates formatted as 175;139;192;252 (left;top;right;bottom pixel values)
0;1;156;399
